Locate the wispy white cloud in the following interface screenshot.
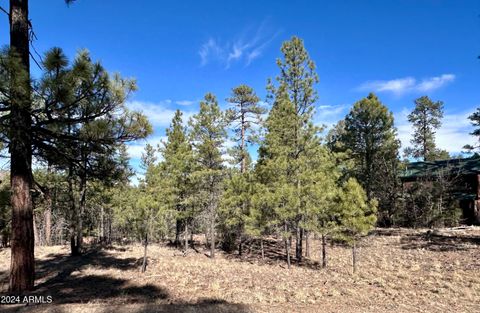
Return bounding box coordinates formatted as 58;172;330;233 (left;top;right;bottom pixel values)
357;74;455;95
395;108;475;156
314;104;349;129
127;100;177;127
127;100;197;128
199;38;224;67
416;74;455;92
175;100;196;106
198;20;280;68
126;135;167;160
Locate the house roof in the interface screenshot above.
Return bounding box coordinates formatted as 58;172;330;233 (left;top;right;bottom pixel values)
399;154;480;179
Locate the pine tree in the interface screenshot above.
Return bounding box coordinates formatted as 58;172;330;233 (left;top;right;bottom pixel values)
339;93;400;226
226;84;265;173
33;48;151;256
247;180;272;260
338;178;377;273
113;144;168;273
221;85;265;255
303;148;342;268
220;170;254;255
1;0;81;292
267;36;319;262
189;93;226;258
256;87;298;268
405;96;445;161
464;108;480;151
160;110;195;250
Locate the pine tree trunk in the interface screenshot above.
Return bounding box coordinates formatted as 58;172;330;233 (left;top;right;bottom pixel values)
68;170;79;256
184;222;188;252
100;206;105;242
9;0;35;293
238;233;242;256
352;241;357;273
285;237;291;269
141;232;148;273
210;217;215;258
70;225;79;256
260;238;264;260
33;212;38;246
44;164;52;246
241;113;246;174
175;218;181;246
305;230;310;258
76;176;86;253
107;211;112;245
295;224;303;261
284;222;291;269
321;234;327;268
44;193;52;246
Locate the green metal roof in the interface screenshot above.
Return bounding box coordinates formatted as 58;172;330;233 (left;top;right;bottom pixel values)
399;154;480;179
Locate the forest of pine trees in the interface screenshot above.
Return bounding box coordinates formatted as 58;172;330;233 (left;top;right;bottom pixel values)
0;1;479;294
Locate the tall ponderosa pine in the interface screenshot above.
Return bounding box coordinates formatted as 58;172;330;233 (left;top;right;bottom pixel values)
339;93;400;226
36;49;151;256
1;0;80;293
265;36;319;262
1;46;151;288
256;88;297;268
226;85;264;173
405;96;446;161
189;93;226;258
160;110;195;250
221;85;265;255
6;0;35;292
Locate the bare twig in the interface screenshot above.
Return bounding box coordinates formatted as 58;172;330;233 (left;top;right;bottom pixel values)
0;6;9;17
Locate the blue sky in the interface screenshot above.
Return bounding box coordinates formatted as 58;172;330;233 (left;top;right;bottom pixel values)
1;0;479;175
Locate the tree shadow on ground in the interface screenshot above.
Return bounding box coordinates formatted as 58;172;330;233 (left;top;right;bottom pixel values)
399;230;480;252
1;248;167;304
0;247;253;313
2;299;253;313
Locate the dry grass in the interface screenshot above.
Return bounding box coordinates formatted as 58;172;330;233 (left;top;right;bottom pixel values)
0;227;479;313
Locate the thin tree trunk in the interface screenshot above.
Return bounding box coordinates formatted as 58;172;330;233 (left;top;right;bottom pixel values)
44;194;52;246
107;209;112;244
210;216;215;258
184;221;188;252
260;237;264;260
296;224;303;261
33;212;38;246
44;164;52;246
141;232;148;273
238;232;242;256
321;234;327;268
9;0;35;293
68;169;79;256
76;176;86;253
285;237;291;269
352;241;357;273
175;217;182;246
305;231;310;258
100;206;105;242
285;222;291;269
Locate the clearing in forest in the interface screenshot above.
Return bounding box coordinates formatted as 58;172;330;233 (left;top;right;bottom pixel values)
0;228;479;313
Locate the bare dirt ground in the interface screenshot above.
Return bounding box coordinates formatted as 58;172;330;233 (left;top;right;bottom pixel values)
0;227;479;313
